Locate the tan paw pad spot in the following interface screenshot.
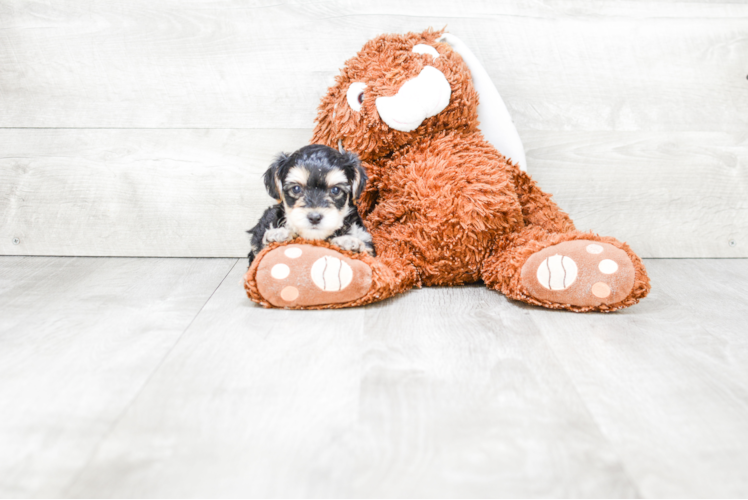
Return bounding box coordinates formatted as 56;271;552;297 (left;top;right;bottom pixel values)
591;282;611;298
280;286;299;302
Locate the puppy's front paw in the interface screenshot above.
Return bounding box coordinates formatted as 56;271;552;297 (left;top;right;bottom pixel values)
330;235;370;254
263;227;292;245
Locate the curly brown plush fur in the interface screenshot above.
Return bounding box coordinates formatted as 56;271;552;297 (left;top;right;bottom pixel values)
244;28;650;312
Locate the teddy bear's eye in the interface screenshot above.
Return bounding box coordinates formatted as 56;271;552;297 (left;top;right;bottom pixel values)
346;82;367;112
412;44;440;59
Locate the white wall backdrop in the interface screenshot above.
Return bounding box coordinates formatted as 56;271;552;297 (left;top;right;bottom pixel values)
1;0;746;257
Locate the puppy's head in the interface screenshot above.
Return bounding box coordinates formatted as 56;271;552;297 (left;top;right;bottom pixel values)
264;144;367;240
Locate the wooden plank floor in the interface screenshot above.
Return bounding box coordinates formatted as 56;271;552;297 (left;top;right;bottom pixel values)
1;257;747;497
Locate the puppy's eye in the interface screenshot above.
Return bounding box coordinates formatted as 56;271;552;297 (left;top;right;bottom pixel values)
290;186;302;195
330;186;342;196
346;82;367;112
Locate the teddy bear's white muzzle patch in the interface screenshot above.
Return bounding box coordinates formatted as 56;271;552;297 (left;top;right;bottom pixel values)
375;66;451;132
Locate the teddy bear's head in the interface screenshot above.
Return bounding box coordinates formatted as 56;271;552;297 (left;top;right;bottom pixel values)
311;28;480;162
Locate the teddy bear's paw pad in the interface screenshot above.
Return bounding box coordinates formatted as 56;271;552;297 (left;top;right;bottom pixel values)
254;244;372;308
520;240;635;307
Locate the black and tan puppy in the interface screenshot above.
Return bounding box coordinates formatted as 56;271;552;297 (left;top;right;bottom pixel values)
247;144;375;266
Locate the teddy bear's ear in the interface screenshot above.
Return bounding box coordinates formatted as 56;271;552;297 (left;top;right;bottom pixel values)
420;27;446;42
437;33;527;172
263;152;290;201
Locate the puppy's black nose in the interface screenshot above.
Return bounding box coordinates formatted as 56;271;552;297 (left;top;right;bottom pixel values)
307;212;323;225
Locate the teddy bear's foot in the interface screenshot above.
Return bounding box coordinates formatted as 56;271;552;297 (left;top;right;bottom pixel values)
250;244;372;308
520;240;636;308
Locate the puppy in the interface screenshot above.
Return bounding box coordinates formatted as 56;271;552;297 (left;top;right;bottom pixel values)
247;144;375;266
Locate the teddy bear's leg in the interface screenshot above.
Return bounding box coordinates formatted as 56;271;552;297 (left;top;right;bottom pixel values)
482;226;651;312
244;239;419;310
513;168;577;234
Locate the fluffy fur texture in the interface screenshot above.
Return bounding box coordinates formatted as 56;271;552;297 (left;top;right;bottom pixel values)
245;28;650;312
247;145;374;265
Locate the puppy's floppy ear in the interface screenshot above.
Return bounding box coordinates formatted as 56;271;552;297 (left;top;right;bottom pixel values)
343;151;368;202
263;152;289;201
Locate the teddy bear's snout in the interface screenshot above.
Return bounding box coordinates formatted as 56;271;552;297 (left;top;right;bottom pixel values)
375;66;451;132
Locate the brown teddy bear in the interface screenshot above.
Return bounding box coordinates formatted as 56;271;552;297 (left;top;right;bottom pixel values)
244;28;650;312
